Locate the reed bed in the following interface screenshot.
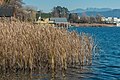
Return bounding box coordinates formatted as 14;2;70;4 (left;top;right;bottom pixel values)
0;21;94;72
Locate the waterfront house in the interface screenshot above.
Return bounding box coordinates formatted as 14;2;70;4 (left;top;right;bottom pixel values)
116;23;120;26
35;18;51;24
107;17;113;23
34;18;54;27
113;17;120;23
101;17;120;26
34;17;69;28
49;18;69;28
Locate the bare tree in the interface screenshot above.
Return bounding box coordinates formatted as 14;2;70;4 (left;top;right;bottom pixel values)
96;14;102;23
52;6;69;18
90;15;97;23
0;0;10;6
69;13;79;23
1;0;23;8
80;12;90;23
23;5;37;22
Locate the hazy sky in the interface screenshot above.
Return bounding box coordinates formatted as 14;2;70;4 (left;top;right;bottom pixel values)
23;0;120;12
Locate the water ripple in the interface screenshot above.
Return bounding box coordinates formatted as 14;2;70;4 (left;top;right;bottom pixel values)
68;27;120;80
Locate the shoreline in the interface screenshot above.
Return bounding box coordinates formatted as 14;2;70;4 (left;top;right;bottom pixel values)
70;23;116;27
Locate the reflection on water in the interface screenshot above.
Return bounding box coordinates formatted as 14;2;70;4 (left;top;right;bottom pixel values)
69;27;120;80
0;66;92;80
0;73;32;80
1;27;120;80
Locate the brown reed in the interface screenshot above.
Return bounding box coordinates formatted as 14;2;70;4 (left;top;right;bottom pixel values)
0;21;94;73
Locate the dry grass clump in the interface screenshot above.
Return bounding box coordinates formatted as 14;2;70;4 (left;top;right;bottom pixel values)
0;21;94;72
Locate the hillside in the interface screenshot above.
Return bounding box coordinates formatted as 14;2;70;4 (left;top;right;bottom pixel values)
71;8;120;17
70;8;112;13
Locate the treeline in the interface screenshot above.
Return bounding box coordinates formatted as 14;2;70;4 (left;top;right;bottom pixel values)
0;2;104;23
36;6;69;20
69;13;103;23
37;6;103;24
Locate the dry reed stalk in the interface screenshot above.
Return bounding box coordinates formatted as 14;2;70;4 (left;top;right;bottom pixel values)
0;21;94;73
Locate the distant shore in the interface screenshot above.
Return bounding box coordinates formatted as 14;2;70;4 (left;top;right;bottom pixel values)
70;23;116;27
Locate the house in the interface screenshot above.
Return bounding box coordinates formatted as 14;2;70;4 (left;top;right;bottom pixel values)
101;17;119;23
107;17;113;23
34;18;54;27
117;18;120;22
0;7;16;17
101;17;120;26
0;6;35;21
34;17;69;28
35;18;51;24
49;18;69;28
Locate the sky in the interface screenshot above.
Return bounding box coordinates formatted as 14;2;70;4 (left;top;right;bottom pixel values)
23;0;120;12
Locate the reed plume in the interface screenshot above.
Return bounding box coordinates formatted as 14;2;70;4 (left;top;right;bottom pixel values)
0;21;94;72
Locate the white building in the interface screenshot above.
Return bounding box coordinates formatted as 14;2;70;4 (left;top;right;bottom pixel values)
107;17;113;23
113;17;118;23
101;17;120;26
101;17;106;22
101;17;120;23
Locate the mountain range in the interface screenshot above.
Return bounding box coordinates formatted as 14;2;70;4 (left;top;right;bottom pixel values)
70;8;120;17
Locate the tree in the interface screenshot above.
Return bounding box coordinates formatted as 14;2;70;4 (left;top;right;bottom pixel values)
90;15;97;23
9;0;23;8
96;14;102;23
61;7;69;18
52;6;69;18
1;0;23;8
80;12;89;23
23;5;37;22
0;0;10;6
69;13;79;23
51;7;60;17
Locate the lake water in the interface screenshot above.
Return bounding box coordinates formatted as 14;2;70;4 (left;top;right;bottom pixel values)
68;27;120;80
0;27;120;80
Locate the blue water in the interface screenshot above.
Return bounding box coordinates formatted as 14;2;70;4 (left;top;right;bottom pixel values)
67;27;120;80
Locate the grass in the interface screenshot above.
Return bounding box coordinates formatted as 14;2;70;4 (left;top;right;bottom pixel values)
0;20;94;73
